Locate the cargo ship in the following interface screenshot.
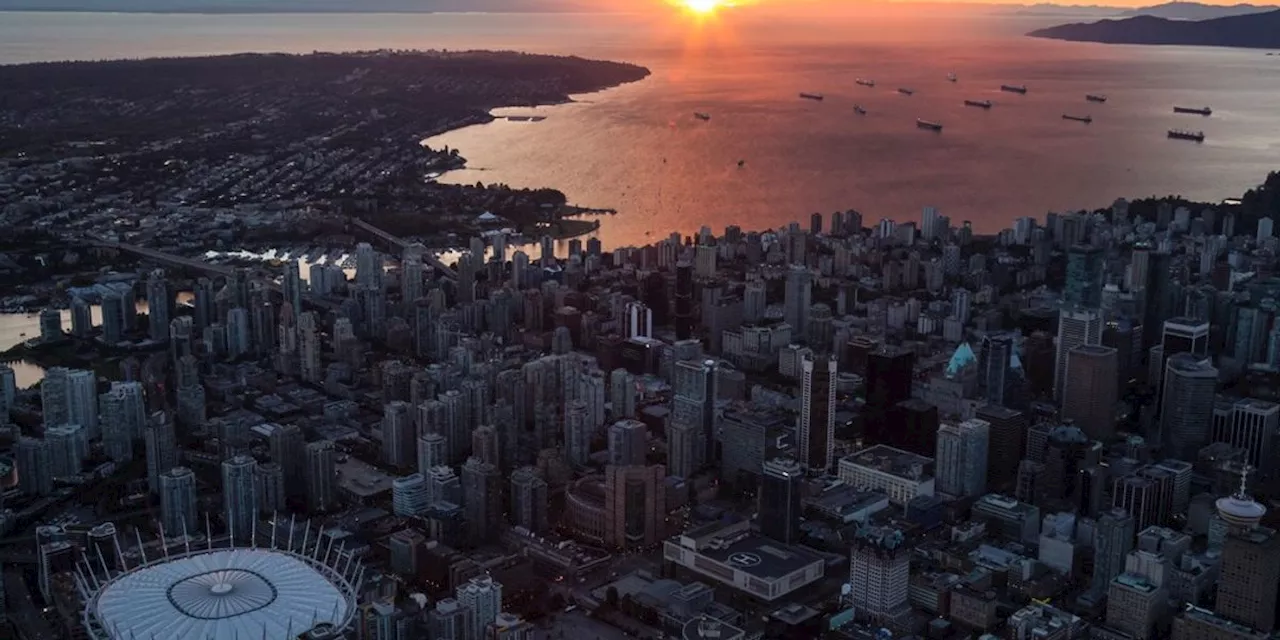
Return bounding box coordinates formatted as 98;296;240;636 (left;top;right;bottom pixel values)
694;112;711;121
964;99;993;109
1086;94;1107;103
853;105;867;115
855;78;876;87
898;88;915;96
1173;106;1212;116
799;92;825;101
1000;84;1028;94
1062;114;1092;123
917;119;943;132
1168;129;1205;142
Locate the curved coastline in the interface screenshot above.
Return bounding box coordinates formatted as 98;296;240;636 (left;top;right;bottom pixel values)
421;79;647;242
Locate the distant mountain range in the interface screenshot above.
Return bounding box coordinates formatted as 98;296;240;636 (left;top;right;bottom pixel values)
1028;8;1280;47
1120;1;1277;20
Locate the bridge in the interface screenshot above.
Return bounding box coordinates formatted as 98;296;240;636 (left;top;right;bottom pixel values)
96;241;339;312
94;241;234;278
351;218;458;283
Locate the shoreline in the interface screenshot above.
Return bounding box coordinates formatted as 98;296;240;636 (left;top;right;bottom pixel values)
421;82;641;241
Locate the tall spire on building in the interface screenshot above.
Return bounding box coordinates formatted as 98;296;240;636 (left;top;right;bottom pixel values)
1216;464;1266;530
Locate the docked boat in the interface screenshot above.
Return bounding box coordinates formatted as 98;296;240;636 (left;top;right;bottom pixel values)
1000;84;1028;94
1086;94;1107;103
1062;114;1092;123
917;119;943;132
799;92;825;101
1173;106;1212;116
853;105;867;115
694;112;711;121
964;99;993;109
855;78;876;87
898;88;915;96
1168;129;1205;142
947;73;958;82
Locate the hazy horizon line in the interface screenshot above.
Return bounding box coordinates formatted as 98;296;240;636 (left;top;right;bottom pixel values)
0;0;1258;14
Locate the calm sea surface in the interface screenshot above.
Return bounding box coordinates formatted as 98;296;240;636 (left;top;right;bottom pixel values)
2;9;1280;250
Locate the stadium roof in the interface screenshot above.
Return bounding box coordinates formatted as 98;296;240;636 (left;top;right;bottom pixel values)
91;548;354;639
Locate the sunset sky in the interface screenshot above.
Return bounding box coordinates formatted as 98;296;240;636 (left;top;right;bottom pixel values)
0;0;1262;11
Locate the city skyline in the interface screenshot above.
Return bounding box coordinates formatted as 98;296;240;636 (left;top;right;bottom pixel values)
2;3;1280;639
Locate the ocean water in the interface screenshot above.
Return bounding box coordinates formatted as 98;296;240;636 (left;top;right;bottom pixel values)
2;9;1280;248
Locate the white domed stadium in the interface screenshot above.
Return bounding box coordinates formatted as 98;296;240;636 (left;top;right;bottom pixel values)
77;520;361;639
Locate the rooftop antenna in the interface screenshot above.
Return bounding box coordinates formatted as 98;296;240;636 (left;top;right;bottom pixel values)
228;507;235;545
286;618;293;638
251;514;258;549
1238;464;1253;498
206;512;214;550
302;521;312;559
182;520;191;556
270;511;278;550
288;514;297;552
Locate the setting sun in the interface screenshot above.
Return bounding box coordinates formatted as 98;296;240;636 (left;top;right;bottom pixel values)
679;0;726;14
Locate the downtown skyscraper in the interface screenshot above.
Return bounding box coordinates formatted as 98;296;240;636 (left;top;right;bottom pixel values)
1055;307;1103;402
221;455;258;542
798;351;837;472
936;419;990;498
